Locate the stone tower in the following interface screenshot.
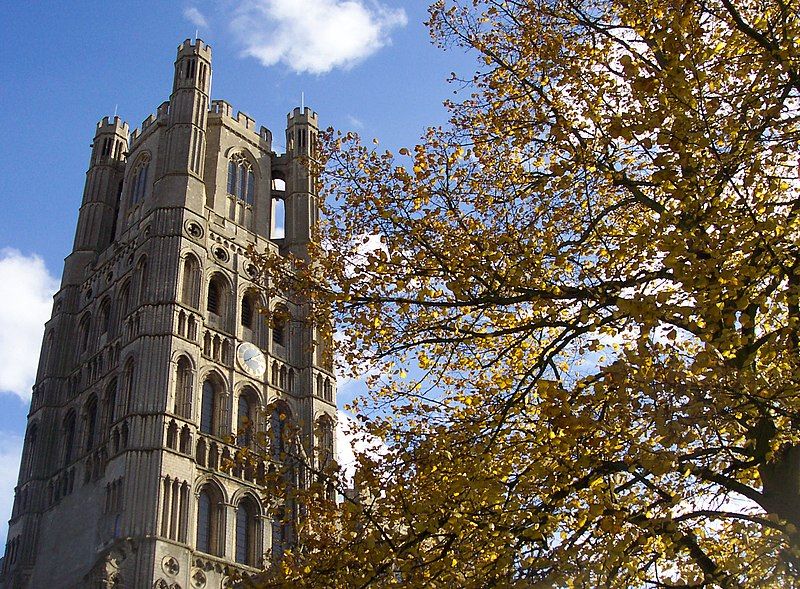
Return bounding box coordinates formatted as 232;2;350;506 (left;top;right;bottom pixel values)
0;39;337;588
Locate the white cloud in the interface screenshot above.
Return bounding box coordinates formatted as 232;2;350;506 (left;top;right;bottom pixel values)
335;409;386;485
0;249;59;400
184;6;209;29
230;0;408;74
346;114;365;130
0;433;23;547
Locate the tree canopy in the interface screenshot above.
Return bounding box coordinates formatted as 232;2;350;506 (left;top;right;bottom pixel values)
254;0;800;586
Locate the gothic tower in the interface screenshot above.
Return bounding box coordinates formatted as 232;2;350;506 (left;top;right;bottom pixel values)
0;39;337;588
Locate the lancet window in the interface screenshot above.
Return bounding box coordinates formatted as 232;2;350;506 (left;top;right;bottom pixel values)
227;153;255;205
130;155;150;205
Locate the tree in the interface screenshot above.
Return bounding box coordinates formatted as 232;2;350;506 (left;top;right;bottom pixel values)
254;0;800;586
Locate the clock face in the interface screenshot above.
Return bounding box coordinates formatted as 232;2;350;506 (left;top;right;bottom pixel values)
236;342;266;378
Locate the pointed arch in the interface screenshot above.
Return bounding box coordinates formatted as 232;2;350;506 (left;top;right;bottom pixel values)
180;252;201;308
196;479;226;556
236;386;259;446
271;304;289;347
268;401;293;460
78;313;92;354
135;256;149;305
98;297;112;337
84;395;99;451
316;414;334;468
118;279;131;318
206;272;231;330
63;411;77;467
122;357;136;416
240;288;261;335
129;152;151;206
199;371;227;437
174;355;194;419
22;423;38;479
104;378;118;432
226;151;258;205
236;494;261;566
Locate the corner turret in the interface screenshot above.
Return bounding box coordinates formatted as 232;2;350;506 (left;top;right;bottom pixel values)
67;116;129;283
284;107;319;258
158;38;212;210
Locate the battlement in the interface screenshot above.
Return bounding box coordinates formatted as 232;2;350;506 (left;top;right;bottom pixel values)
211;100;233;118
157;101;170;118
236;110;256;130
210;100;272;144
129;102;169;146
288;106;318;126
210;100;256;130
95;116;129;135
177;38;212;59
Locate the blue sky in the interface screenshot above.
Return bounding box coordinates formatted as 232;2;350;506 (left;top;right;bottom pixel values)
0;0;478;548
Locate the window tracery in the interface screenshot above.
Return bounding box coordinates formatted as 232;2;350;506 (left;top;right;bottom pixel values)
226;153;255;205
130;155;151;206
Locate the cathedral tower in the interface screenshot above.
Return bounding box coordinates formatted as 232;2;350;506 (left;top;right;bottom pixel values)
0;40;336;588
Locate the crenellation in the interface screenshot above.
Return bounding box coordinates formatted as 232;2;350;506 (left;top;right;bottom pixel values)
157;101;170;119
259;125;272;145
235;110;256;130
141;113;157;131
288;106;318;124
210;99;232;117
97;115;130;134
177;37;211;58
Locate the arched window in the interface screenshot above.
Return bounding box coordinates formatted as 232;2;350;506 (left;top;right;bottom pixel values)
63;412;76;467
78;314;92;353
236;497;260;566
123;359;136;416
200;380;217;435
196;485;225;556
237;391;257;446
175;357;193;419
130;155;150;205
272;305;288;347
181;255;201;308
241;292;257;329
271;198;285;239
135;257;148;305
227;153;255;204
105;379;117;431
272;505;290;560
207;274;230;317
85;397;98;451
23;424;38;479
98;298;112;336
271;173;286;239
324;378;333;403
316;415;334;468
118;280;131;317
270;402;291;460
207;281;219;314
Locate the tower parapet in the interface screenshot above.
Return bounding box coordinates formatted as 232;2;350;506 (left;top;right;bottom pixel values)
91;116;129;165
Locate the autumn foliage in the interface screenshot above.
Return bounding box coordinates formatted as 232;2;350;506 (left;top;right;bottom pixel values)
254;0;800;586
